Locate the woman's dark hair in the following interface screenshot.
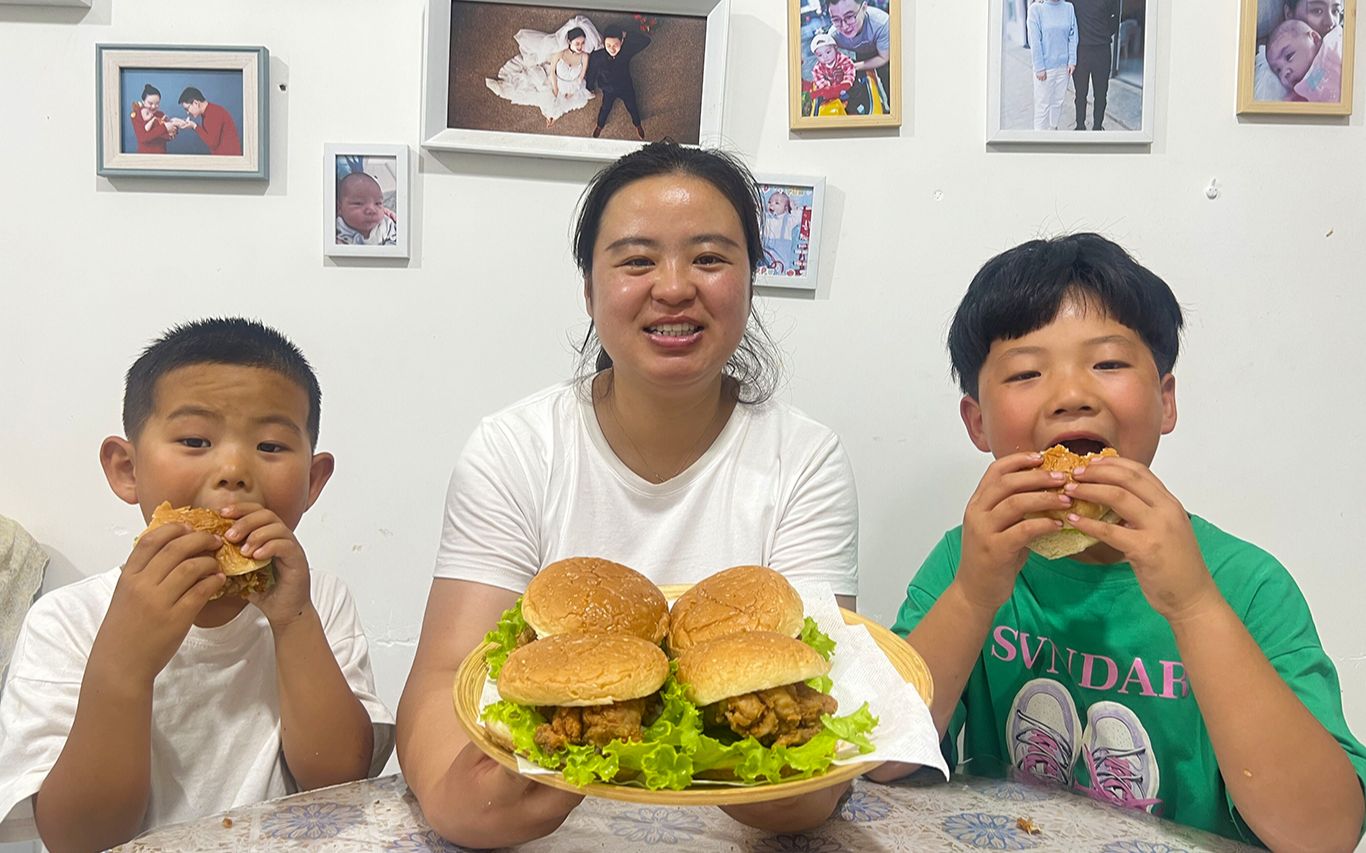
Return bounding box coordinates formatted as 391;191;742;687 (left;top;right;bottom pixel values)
571;140;780;403
566;26;586;42
947;232;1184;399
140;84;161;100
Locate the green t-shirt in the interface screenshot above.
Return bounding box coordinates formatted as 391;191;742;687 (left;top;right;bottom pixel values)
892;514;1366;844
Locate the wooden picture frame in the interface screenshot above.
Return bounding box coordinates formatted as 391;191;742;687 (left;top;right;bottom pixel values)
324;144;411;260
754;173;826;291
422;0;730;161
1237;0;1355;115
988;0;1157;144
96;44;268;179
788;0;902;130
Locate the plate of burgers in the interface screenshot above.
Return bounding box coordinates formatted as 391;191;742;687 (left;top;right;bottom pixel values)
453;558;936;805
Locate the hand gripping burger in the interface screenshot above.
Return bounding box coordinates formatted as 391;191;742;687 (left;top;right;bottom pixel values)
484;557;669;677
1027;444;1121;559
668;565;836;663
142;501;273;599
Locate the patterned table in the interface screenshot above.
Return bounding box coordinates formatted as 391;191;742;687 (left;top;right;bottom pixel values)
114;773;1257;852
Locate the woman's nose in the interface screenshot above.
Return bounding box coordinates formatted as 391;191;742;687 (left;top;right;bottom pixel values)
651;261;697;304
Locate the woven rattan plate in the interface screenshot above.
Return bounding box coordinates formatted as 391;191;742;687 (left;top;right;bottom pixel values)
453;585;933;805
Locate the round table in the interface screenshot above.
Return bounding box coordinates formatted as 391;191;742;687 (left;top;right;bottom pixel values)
114;772;1258;852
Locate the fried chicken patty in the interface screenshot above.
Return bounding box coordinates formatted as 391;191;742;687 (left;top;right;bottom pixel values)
704;682;837;747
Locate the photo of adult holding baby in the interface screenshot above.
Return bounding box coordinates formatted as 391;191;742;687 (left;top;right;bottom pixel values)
790;0;900;127
449;3;707;143
1240;0;1356;113
117;69;245;156
397;141;859;848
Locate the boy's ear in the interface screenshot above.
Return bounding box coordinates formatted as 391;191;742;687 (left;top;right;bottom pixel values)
100;436;139;505
304;452;336;511
960;395;993;453
1159;373;1178;435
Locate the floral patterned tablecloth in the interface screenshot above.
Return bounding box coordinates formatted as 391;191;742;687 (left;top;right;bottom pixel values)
114;773;1256;852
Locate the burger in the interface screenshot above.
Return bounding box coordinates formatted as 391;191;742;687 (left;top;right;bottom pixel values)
1027;444;1121;559
143;501;273;599
484;557;669;677
484;632;669;777
668;565;811;654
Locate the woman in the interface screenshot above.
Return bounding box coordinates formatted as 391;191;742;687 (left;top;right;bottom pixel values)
397;142;860;848
485;16;601;127
1027;0;1078;130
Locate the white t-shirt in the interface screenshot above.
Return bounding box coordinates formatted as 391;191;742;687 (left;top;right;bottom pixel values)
434;381;859;595
0;568;394;842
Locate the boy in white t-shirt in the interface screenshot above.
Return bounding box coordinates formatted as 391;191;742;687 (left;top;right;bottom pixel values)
0;318;394;850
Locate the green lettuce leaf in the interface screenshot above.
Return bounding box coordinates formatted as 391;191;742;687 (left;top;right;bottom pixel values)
483;598;528;679
800;616;837;660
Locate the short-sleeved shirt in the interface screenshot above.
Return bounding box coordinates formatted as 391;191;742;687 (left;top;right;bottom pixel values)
831;5;891;59
433;381;859;595
892;515;1366;843
0;569;394;841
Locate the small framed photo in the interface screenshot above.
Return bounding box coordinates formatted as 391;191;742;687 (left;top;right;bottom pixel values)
324;144;410;259
422;0;730;161
754;174;826;291
1238;0;1355;115
788;0;902;129
96;44;268;179
988;1;1157;144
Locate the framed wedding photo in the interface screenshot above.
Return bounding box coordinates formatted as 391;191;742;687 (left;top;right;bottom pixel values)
324;144;410;260
753;173;825;291
96;44;268;179
422;0;731;161
788;0;902;130
988;0;1157;144
1237;0;1355;115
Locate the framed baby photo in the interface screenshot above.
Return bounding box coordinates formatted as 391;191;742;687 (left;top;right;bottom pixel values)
324;144;411;259
987;0;1158;144
753;173;826;291
1237;0;1356;115
788;0;902;130
95;44;269;179
422;0;730;161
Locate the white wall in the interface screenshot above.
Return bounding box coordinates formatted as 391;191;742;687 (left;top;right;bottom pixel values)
1;0;1363;784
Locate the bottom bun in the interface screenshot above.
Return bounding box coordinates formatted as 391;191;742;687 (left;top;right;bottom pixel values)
1028;510;1120;560
484;720;517;753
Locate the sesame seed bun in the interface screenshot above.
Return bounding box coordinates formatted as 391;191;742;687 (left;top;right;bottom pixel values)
496;632;670;707
521;557;669;644
667;565;804;655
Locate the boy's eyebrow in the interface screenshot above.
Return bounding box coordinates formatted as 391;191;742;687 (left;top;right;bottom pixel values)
253;415;305;435
998;335;1136;358
1084;334;1138;347
602;234;744;253
165;406;304;435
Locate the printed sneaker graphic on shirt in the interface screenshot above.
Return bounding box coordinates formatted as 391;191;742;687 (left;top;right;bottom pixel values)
1074;701;1163;814
1006;678;1082;785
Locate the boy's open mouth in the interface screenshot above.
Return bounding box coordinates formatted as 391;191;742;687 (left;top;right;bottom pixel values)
1049;437;1109;456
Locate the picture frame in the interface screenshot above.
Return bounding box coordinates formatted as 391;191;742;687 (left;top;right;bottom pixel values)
1237;0;1355;115
324;144;411;260
753;173;826;291
422;0;730;161
987;1;1157;144
96;44;268;179
788;0;902;130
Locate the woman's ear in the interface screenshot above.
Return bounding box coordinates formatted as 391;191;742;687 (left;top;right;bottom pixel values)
583;275;594;315
100;436;139;505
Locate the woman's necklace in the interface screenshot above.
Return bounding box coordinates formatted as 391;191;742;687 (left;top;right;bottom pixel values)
605;392;725;484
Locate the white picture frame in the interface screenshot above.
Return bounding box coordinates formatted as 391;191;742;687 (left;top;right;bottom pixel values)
324;143;410;260
753;173;826;292
421;0;730;161
988;0;1157;144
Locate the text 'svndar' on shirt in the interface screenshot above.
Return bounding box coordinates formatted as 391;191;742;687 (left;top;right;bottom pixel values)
892;515;1366;845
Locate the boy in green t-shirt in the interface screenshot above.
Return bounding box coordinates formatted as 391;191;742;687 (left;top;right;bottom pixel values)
872;234;1366;847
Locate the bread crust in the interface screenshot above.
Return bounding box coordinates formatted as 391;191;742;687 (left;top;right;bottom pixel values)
675;631;829;707
668;565;804;655
1026;445;1120;559
521;557;669;644
497;633;669;707
143;501;273;599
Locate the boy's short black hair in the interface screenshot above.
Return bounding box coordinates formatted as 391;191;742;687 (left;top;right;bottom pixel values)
177;86;206;105
948;233;1184;398
123;318;321;446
